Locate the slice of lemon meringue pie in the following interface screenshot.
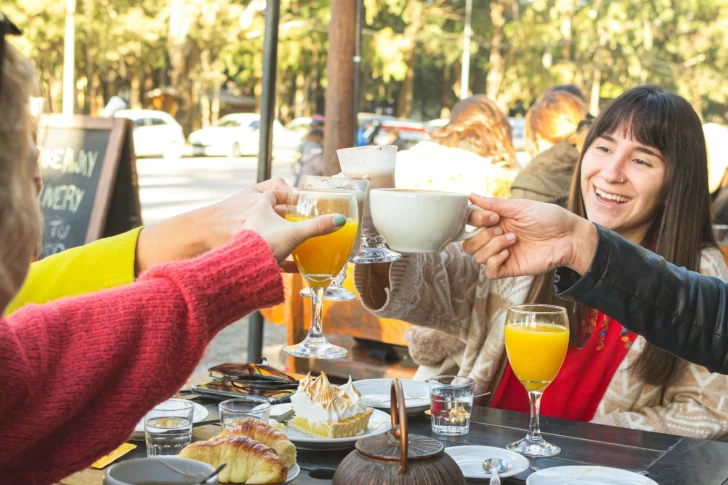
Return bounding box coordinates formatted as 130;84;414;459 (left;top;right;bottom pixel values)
290;372;373;439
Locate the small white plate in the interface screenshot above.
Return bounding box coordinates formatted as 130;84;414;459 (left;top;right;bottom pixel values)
526;466;658;485
281;408;392;450
131;400;209;440
284;463;300;484
353;379;430;414
445;446;530;480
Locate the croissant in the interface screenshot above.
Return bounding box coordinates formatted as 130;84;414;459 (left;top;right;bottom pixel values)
179;436;287;484
219;417;296;468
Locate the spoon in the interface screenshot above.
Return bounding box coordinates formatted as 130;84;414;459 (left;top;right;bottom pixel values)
197;463;226;484
483;457;507;485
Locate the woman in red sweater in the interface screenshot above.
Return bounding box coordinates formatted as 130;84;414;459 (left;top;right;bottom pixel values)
0;42;345;484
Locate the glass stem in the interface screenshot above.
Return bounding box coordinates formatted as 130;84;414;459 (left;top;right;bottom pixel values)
307;285;326;340
528;391;544;442
332;263;348;288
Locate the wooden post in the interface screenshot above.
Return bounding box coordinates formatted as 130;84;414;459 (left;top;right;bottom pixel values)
323;0;356;175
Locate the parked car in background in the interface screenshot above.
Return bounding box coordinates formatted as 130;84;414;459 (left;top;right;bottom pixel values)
114;109;185;160
188;113;300;159
425;118;449;133
367;118;427;150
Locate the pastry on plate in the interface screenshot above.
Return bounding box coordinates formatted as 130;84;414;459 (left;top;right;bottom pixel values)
219;417;297;468
290;372;373;439
179;435;287;484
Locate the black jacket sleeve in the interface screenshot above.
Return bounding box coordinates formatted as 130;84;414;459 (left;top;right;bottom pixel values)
554;224;728;374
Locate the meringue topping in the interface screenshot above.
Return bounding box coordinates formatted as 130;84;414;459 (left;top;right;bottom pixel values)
291;372;369;424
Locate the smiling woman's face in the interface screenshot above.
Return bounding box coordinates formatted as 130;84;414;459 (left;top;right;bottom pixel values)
580;125;668;244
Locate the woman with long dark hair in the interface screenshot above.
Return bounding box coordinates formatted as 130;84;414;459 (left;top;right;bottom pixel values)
355;86;728;439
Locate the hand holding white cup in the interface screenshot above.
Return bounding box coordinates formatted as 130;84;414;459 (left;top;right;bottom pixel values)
369;189;484;253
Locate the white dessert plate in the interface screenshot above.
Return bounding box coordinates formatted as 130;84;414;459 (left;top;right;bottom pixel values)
353;379;430;414
131;400;209;441
281;409;392;450
526;466;658;485
445;446;530;480
284;463;300;484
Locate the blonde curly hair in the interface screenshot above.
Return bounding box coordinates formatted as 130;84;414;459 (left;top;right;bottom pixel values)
429;95;517;169
0;42;41;305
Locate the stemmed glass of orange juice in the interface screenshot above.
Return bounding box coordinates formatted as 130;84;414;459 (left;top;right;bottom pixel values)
504;304;569;457
283;190;359;358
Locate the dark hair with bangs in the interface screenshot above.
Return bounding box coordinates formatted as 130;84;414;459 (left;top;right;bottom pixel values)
526;85;715;385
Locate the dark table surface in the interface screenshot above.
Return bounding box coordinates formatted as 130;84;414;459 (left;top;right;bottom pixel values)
60;397;728;484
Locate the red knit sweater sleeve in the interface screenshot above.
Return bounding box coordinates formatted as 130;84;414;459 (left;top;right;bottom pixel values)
0;230;284;485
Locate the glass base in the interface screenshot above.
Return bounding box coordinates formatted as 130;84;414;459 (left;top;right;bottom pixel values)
283;337;348;359
507;435;561;457
300;285;357;301
351;234;401;264
351;246;401;264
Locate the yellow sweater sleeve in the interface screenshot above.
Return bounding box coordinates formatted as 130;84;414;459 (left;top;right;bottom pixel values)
5;227;144;316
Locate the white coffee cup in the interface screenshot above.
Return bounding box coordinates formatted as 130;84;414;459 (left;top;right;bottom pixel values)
369;189;484;253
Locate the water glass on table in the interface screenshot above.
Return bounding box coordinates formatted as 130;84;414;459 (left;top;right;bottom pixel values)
219;397;272;430
428;375;475;436
144;399;195;456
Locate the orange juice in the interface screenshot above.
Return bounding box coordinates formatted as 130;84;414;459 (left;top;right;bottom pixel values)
285;215;358;288
504;323;569;392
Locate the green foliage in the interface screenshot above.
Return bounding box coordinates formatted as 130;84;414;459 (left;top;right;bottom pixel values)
8;0;728;121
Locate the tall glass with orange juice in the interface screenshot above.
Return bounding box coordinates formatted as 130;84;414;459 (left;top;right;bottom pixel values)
504;304;569;457
283;190;359;359
298;176;370;302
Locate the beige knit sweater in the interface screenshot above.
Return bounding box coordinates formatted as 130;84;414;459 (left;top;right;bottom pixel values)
354;244;728;440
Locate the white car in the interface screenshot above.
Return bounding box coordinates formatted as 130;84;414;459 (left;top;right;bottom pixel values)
114;109;185;160
188;113;300;159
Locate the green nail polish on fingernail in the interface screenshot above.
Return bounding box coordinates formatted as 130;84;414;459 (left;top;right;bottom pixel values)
333;215;346;227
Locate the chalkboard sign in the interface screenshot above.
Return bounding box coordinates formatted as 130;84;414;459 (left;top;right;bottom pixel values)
37;115;142;258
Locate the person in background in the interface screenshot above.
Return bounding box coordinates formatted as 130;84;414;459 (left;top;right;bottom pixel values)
0;41;345;484
510;90;589;202
293;116;325;187
395;94;518;198
356;120;373;146
355;86;728;440
382;127;406;151
541;84;588;103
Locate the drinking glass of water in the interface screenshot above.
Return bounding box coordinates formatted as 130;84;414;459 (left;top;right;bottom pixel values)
144;399;195;456
219;397;271;430
428;375;475;436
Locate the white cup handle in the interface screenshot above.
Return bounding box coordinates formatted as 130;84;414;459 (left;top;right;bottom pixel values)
452;204;485;243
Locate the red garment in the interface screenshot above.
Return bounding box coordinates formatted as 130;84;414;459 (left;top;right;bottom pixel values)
491;311;637;421
0;231;284;485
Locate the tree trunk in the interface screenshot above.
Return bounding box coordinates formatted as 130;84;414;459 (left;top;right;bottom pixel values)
294;73;305;118
211;67;222;124
590;32;607;115
200;50;212;128
395;1;425;118
84;0;94;114
322;0;357;175
486;0;507;103
168;0;199;135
